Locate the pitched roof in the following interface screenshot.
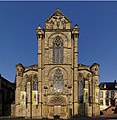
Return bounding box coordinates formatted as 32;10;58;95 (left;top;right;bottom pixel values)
99;80;117;90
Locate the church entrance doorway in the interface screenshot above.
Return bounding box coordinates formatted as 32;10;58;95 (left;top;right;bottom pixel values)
48;105;67;118
48;96;67;118
54;106;61;116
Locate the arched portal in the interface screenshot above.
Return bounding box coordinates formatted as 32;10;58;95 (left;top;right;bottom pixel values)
48;96;67;118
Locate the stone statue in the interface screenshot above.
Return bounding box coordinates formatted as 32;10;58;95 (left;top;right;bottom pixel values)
16;63;25;77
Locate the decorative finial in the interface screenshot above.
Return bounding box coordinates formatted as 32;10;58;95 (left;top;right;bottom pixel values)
74;24;78;28
56;8;60;11
37;25;42;30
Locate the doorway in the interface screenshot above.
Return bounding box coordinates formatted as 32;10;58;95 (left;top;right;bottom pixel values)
54;106;61;116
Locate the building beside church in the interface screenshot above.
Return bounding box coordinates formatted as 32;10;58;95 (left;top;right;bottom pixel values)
99;80;117;112
0;74;15;116
12;9;100;119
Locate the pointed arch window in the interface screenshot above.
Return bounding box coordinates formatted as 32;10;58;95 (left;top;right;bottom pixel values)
32;74;38;91
79;80;83;103
78;73;84;103
20;80;27;105
32;75;38;105
53;68;64;93
32;77;38;91
53;36;63;63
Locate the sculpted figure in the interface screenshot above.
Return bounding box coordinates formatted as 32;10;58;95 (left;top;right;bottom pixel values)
16;63;25;77
91;63;99;76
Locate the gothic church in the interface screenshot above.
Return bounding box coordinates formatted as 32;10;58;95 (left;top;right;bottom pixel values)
12;9;100;119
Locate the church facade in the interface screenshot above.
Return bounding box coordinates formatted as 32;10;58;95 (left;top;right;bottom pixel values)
12;9;100;119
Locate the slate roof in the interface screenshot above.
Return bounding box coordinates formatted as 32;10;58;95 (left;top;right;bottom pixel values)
99;80;117;90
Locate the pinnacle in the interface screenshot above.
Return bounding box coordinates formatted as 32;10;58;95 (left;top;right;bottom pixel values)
37;25;42;30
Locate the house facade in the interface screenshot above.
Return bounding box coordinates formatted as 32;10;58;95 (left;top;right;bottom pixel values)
99;80;117;111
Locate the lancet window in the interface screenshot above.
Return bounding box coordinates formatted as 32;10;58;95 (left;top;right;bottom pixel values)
78;73;84;103
32;75;38;91
53;36;63;63
20;80;27;105
32;74;38;105
53;68;64;93
79;80;83;103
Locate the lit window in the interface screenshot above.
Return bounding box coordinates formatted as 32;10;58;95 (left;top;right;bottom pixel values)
104;84;106;88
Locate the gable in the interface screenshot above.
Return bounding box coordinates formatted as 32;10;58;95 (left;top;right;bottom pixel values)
45;9;71;29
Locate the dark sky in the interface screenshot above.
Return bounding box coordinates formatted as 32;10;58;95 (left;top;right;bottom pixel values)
0;1;117;83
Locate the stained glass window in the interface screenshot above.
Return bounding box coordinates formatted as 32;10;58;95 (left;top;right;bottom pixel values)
79;80;83;103
33;78;38;91
53;36;63;63
53;68;64;93
78;73;84;103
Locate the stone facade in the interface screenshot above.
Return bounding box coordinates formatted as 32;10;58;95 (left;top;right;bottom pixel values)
13;9;100;119
78;63;100;117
